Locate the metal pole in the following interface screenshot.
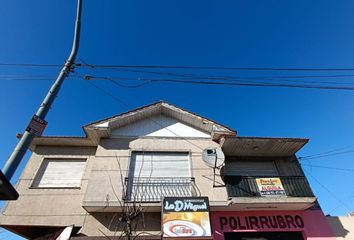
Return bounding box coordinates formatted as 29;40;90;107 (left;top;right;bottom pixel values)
2;0;83;180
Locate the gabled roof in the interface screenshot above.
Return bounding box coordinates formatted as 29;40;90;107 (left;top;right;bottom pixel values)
83;101;236;142
25;101;236;148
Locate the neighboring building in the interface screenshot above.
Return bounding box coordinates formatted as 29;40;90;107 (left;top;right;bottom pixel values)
0;101;336;239
327;215;354;240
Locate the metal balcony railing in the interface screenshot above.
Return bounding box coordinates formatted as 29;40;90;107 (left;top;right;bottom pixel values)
123;177;199;202
224;176;315;198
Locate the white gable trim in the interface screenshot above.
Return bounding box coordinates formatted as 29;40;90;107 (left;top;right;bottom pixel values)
110;115;210;138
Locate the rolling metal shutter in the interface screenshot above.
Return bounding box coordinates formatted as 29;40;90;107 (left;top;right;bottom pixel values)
225;160;278;176
33;159;86;188
127;152;192;201
129;152;190;178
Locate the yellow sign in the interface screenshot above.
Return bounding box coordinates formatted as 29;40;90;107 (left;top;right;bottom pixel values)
256;178;286;196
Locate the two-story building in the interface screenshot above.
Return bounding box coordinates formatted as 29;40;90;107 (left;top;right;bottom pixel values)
0;101;335;239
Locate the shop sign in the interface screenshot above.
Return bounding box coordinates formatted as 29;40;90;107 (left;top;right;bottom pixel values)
218;214;305;231
211;211;335;240
256;177;286;196
162;197;212;239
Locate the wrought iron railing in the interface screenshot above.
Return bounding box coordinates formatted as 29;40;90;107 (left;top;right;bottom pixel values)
224;176;315;198
123;177;199;202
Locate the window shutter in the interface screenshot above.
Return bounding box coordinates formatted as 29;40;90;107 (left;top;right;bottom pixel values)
127;152;192;201
33;159;86;188
225;160;278;176
130;152;190;178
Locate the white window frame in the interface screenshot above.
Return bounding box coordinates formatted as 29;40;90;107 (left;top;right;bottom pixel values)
32;158;87;188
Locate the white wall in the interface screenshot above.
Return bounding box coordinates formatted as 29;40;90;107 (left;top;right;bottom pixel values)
111;115;210;138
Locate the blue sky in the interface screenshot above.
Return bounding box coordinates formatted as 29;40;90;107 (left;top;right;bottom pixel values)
1;0;354;239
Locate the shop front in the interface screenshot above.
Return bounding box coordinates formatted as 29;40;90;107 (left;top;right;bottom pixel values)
211;210;335;240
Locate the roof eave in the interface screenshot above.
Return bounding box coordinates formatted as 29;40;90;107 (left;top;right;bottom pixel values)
83;101;236;140
16;134;97;151
220;136;309;157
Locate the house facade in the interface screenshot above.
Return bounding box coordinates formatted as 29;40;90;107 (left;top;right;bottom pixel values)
0;101;335;239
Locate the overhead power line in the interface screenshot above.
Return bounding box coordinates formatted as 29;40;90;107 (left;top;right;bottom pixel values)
4;71;354;85
83;74;354;91
4;61;354;72
299;149;354;160
0;75;78;81
85;81;131;107
328;193;354;214
299;144;354;159
82;67;354;84
77;63;354;72
84;80;206;152
0;63;62;68
0;75;57;81
303;168;352;214
300;164;354;172
77;61;354;83
0;60;354;72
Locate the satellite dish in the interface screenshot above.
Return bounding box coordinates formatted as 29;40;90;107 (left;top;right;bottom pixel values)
202;147;225;168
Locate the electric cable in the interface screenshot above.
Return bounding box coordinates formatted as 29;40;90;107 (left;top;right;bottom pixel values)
303;168;352;214
83;74;354;91
78;64;354;85
300;164;354;172
0;63;62;68
299;144;354;159
299;149;354;160
85;80;132;108
81;71;354;85
77;63;354;72
109;79;151;89
83;79;207;152
76;59;354;85
0;76;56;81
3;61;354;72
0;74;80;81
328;193;354;214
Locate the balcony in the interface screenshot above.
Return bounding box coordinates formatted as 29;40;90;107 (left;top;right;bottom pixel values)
124;177;199;202
224;176;316;211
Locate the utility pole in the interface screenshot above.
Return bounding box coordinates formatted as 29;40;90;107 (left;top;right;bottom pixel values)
0;0;83;200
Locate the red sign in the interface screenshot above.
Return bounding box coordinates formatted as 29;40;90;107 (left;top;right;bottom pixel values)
210;210;336;240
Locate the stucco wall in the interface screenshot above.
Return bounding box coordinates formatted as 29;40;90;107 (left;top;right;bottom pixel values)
79;212;161;237
1;146;96;227
1;136;227;237
83;137;226;210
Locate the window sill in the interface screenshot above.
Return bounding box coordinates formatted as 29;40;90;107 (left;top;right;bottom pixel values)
29;186;81;189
